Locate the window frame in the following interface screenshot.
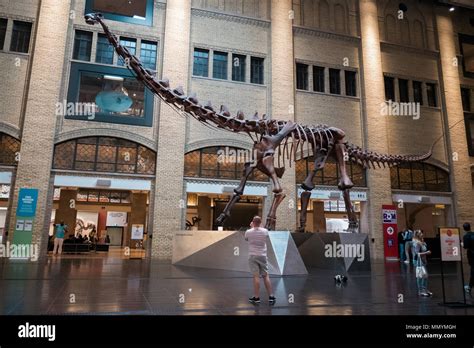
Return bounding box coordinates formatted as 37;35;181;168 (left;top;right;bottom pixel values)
0;18;7;51
84;0;154;26
426;82;438;107
95;33;115;65
329;68;341;95
384;75;395;101
459;33;474;79
250;56;264;85
398;78;409;103
213;51;228;80
140;39;158;70
232;53;246;82
465;113;474;157
10;20;32;53
313;66;325;93
66;62;154;126
73;30;93;62
390;162;450;192
117;37;137;66
296;63;308;91
345;70;357;97
413;80;423;105
193;48;209;77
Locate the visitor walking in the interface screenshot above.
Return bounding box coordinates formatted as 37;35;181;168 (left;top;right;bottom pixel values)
398;230;406;262
245;216;275;305
462;222;474;294
53;221;68;255
403;227;414;264
413;230;432;297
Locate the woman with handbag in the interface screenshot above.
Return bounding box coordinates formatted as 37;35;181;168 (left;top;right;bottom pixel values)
413;230;432;297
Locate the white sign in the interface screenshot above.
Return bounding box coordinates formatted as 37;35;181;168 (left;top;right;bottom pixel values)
106;211;127;227
131;224;144;240
382;209;397;224
440;227;461;262
387;226;395;235
16;220;24;231
24;220;33;232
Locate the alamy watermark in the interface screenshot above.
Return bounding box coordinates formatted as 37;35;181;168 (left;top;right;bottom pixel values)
381;101;420;120
324;242;365;262
55;100;96;120
0;242;39;261
217;147;258;167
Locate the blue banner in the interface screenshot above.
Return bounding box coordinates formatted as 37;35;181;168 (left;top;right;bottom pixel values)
16;188;39;217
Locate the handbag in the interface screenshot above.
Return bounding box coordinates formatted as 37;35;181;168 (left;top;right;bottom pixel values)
415;253;428;279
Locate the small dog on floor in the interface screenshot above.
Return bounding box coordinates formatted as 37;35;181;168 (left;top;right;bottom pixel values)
334;274;348;286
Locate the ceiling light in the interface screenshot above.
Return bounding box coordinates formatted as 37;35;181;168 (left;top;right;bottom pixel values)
103;75;124;81
449;6;455;12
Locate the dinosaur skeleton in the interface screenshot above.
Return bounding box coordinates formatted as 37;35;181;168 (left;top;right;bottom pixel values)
85;13;433;232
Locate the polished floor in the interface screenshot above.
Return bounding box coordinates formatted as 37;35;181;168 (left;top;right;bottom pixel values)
0;252;473;315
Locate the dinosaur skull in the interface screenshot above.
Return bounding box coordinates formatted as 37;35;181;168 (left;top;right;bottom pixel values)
84;12;104;25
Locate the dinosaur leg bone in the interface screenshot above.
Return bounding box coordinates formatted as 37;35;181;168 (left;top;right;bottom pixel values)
258;155;285;231
298;150;329;232
342;188;358;233
215;162;256;227
335;142;354;190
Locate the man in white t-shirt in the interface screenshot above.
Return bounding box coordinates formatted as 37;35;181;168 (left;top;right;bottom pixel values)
245;216;275;305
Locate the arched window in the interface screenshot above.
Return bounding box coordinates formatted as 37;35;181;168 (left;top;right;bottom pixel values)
53;137;156;175
319;0;330;31
413;19;425;48
0;133;20;166
390;162;450;192
295;156;367;187
334;3;346;33
184;146;267;182
385;14;398;43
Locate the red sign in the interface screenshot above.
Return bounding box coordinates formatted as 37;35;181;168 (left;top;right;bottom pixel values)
382;205;398;260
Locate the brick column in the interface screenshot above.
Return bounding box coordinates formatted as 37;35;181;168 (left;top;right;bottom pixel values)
151;0;191;260
271;0;297;231
8;0;71;255
436;9;474;226
359;0;392;259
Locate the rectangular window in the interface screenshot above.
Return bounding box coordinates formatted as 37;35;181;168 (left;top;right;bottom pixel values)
459;34;474;79
398;78;409;102
85;0;153;26
118;37;136;66
384;75;395;101
329;68;341;94
296;63;308;90
426;83;437;107
461;87;471;112
95;33;114;64
193;48;209;77
465;115;474;156
345;70;357;97
73;30;93;61
413;81;423;105
140;40;157;70
232;54;246;82
66;62;154;126
213;51;228;80
10;20;32;53
0;18;7;50
313;66;325;92
251;56;264;84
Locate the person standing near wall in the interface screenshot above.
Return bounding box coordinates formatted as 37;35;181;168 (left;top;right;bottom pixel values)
462;222;474;294
53;221;68;256
403;227;414;264
245;216;276;305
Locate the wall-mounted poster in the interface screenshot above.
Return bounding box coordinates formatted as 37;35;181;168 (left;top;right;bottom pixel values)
107;211;127;227
131;224;144;240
